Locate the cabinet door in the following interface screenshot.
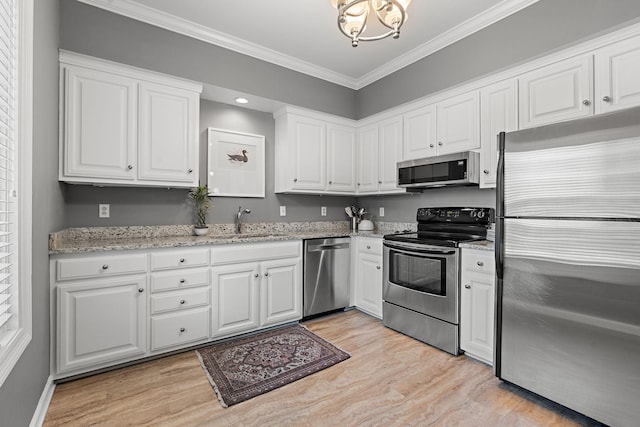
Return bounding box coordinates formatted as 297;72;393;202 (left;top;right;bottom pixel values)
403;104;436;160
480;79;518;188
62;66;136;181
260;258;302;327
57;276;146;374
290;115;326;191
518;55;593;128
595;35;640;114
356;124;379;193
378;116;403;192
211;263;260;337
138;82;198;185
355;253;383;318
327;123;357;192
436;91;480;155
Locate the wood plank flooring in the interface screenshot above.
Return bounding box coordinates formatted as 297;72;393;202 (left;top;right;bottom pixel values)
43;310;602;426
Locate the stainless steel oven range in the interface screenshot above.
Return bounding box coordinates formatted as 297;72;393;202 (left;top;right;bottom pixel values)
383;207;493;355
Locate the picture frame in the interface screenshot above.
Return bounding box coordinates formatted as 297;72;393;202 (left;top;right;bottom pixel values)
207;128;266;198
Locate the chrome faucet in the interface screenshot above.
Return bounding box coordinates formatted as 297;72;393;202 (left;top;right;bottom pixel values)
235;206;251;233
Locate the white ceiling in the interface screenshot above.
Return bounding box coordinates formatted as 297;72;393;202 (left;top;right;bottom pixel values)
78;0;540;89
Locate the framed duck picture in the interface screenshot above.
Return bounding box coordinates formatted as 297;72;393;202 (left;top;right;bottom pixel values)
207;128;265;198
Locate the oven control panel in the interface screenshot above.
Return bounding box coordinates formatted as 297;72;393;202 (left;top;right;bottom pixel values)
417;207;493;224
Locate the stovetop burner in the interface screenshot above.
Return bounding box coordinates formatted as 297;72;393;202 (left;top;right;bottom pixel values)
383;207;494;247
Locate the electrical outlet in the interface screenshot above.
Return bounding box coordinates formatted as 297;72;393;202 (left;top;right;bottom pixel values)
379;207;385;217
321;206;327;216
279;206;287;216
99;204;110;218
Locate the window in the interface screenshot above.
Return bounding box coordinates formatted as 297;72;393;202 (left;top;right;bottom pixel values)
0;0;33;387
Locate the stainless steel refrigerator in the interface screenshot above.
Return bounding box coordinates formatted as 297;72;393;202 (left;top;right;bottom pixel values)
495;106;640;426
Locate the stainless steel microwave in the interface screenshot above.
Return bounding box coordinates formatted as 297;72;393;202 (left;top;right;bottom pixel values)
397;151;480;189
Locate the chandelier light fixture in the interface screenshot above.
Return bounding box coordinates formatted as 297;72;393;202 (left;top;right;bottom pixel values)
330;0;412;47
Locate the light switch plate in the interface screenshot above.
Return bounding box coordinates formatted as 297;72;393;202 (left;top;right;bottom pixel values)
99;204;110;218
279;206;286;216
379;207;385;217
321;206;327;216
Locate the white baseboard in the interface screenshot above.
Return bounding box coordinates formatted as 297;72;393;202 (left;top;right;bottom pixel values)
29;376;55;427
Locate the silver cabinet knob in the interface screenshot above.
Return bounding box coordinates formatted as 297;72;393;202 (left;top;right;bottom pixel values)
477;261;484;267
254;273;259;278
429;143;434;148
483;169;490;174
357;182;361;186
179;258;185;263
179;327;186;333
367;245;371;249
378;181;382;184
376;265;381;270
187;168;193;173
179;299;186;305
127;164;133;170
602;96;611;102
293;178;298;182
464;284;471;289
329;181;332;185
102;264;109;270
179;278;186;284
264;272;269;277
438;141;443;146
582;99;590;106
138;288;144;293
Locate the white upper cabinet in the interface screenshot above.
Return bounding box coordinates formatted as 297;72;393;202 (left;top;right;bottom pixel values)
138;82;199;184
59;51;202;188
595;34;640;114
403;104;436;159
479;79;518;188
327;123;357;192
61;66;137;181
403;91;479;160
436;91;480;155
518;55;593;129
274;107;356;194
356;115;404;194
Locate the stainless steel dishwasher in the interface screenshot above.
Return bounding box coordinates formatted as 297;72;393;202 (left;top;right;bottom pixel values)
303;237;351;318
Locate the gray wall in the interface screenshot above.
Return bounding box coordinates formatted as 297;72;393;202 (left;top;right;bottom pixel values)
58;0;357;119
63;100;357;227
356;0;640;118
0;0;65;425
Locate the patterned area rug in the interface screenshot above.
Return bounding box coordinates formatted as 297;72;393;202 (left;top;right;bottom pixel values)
196;324;350;407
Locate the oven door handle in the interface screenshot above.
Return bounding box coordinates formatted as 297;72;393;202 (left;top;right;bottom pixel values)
383;241;456;256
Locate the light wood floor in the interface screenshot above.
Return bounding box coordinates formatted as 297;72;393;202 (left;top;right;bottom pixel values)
44;310;602;426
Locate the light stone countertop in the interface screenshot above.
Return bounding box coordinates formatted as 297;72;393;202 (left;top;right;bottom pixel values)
458;240;495;251
49;221;412;255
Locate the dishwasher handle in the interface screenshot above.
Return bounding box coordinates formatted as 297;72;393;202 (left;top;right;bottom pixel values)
307;243;350;251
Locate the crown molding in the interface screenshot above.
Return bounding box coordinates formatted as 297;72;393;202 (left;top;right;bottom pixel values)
76;0;540;90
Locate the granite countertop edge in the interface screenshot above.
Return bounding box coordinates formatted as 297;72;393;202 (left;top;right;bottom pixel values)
458;240;495;251
48;222;408;255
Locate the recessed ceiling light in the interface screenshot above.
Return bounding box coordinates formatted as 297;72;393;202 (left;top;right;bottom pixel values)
235;97;249;104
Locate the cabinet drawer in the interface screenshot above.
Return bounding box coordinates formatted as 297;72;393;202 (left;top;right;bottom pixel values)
56;253;147;281
150;287;210;315
150;248;209;271
150;268;209;292
151;307;210;351
463;250;495;274
358;238;382;255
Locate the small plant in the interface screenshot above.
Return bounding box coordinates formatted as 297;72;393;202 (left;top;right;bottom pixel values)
188;184;211;229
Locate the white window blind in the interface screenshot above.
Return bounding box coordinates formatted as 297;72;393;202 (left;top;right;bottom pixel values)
0;0;17;336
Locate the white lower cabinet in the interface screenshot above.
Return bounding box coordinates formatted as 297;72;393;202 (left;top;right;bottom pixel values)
56;276;147;375
353;237;383;318
211;241;302;338
460;248;496;365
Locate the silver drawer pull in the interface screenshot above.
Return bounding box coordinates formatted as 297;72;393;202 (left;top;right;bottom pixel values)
127;164;133;170
187;168;193;173
483;169;489;174
254;273;259;278
102;264;109;270
264;272;269;277
179;299;186;305
476;261;484;267
376;265;381;270
582;99;590;106
602;95;611;102
179;327;186;333
138;288;144;293
367;245;371;249
464;284;471;289
179;279;186;284
179;258;185;263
